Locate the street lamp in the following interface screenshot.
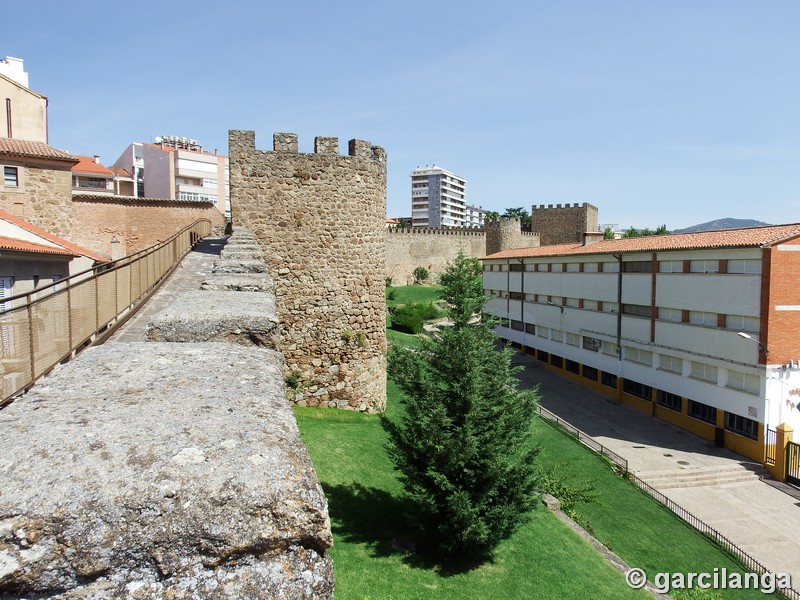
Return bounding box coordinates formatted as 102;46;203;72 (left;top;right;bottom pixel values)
546;301;564;314
737;332;768;358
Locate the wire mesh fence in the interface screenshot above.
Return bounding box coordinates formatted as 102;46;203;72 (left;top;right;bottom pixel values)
536;404;799;600
0;219;211;406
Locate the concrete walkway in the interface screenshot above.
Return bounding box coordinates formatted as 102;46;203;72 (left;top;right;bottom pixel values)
511;351;800;585
109;236;226;343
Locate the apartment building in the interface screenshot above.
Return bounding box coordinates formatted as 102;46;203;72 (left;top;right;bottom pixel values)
465;204;485;228
112;136;229;216
482;224;800;463
410;165;467;227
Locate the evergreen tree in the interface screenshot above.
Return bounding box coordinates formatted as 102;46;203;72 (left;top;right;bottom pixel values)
384;251;540;560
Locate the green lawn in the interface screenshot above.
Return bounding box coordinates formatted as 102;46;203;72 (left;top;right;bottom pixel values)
294;381;650;600
386;284;442;306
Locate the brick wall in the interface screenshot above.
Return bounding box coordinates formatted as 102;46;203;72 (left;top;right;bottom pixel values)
71;195;225;257
765;238;800;364
229;130;387;413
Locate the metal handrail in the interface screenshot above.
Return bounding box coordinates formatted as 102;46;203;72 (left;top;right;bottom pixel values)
0;219;212;406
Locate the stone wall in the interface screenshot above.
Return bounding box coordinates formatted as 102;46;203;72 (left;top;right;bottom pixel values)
386;223;540;282
386;227;487;284
71;195;226;257
229;131;387;413
0;158;75;238
531;202;599;246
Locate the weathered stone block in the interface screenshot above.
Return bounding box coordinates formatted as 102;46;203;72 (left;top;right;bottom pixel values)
0;343;333;598
212;258;268;274
145;290;279;347
201;273;275;293
220;248;263;261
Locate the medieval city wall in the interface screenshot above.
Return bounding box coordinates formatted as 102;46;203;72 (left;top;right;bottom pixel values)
71;195;226;257
229;130;387;413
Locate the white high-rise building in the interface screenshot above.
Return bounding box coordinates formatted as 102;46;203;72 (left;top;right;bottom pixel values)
410;165;467;227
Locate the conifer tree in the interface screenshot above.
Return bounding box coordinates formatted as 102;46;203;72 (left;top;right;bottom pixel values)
384;251;540;559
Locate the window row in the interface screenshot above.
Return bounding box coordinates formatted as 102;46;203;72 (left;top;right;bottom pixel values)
524;346;760;440
485;258;761;275
500;321;760;395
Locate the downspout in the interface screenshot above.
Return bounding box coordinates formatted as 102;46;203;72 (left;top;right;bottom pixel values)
5;98;11;138
614;253;623;360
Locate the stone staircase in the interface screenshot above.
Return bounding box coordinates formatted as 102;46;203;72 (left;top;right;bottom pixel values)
636;463;770;489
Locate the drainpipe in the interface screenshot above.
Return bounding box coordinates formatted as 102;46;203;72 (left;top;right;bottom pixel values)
5;98;11;138
614;253;623;361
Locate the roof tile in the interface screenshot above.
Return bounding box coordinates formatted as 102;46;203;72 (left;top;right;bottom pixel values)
0;138;77;162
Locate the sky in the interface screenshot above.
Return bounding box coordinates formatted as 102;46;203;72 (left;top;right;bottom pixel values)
4;1;799;230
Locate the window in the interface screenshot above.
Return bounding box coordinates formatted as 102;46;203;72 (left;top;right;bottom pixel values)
510;319;524;331
536;263;548;272
659;260;683;273
550;263;563;272
727;371;760;395
624;346;653;366
550;329;563;343
657;391;682;412
603;302;619;314
583;262;599;273
688;400;717;424
622;304;652;318
565;332;579;346
3;166;19;188
0;276;12;312
549;296;563;306
690;259;719;274
602;261;620;273
602;342;618;357
583;365;598;381
509;263;525;272
725;412;758;440
566;263;580;272
583;336;601;352
509;291;525;300
550;354;563;368
537;326;550;339
690;361;718;384
658;354;683;374
537;349;549;362
601;372;618;388
689;311;717;327
565;359;580;374
524;323;536;335
725;315;760;333
622;261;652;273
727;259;761;275
583;299;598;311
565;297;580;308
658;307;682;322
623;379;652;401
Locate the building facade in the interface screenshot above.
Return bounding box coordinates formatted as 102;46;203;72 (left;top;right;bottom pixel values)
483;224;800;463
410;165;467;228
465;204;485;228
112;136;230;217
0;57;47;143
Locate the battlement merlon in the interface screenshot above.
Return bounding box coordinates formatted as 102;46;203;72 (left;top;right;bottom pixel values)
228;130;385;162
532;202;598;210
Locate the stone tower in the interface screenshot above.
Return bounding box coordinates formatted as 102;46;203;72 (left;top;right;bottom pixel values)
531;202;599;246
485;217;523;255
229;131;387;413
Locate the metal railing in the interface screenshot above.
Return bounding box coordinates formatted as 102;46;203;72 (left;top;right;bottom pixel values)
537;405;799;600
765;427;777;466
0;219;212;406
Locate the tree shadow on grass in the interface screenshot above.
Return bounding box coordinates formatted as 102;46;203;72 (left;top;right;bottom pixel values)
322;481;495;576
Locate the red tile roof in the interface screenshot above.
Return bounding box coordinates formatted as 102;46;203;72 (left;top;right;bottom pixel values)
0;209;108;262
484;223;800;259
0;235;77;257
0;138;77;163
71;155;114;176
109;167;132;178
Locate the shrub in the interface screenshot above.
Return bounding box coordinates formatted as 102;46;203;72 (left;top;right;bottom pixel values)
413;266;429;284
389;302;440;335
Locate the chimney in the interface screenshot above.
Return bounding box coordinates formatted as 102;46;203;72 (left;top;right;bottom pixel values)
583;231;604;246
93;154;100;164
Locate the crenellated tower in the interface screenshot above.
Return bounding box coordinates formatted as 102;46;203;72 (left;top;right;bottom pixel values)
229;130;387;413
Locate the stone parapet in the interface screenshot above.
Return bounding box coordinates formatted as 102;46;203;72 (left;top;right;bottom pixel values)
0;342;333;598
201;273;275;293
145;290;279;348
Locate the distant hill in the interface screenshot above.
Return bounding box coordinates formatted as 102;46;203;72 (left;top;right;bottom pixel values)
672;218;771;234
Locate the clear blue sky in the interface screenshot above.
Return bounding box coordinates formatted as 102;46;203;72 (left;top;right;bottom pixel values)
5;1;798;229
